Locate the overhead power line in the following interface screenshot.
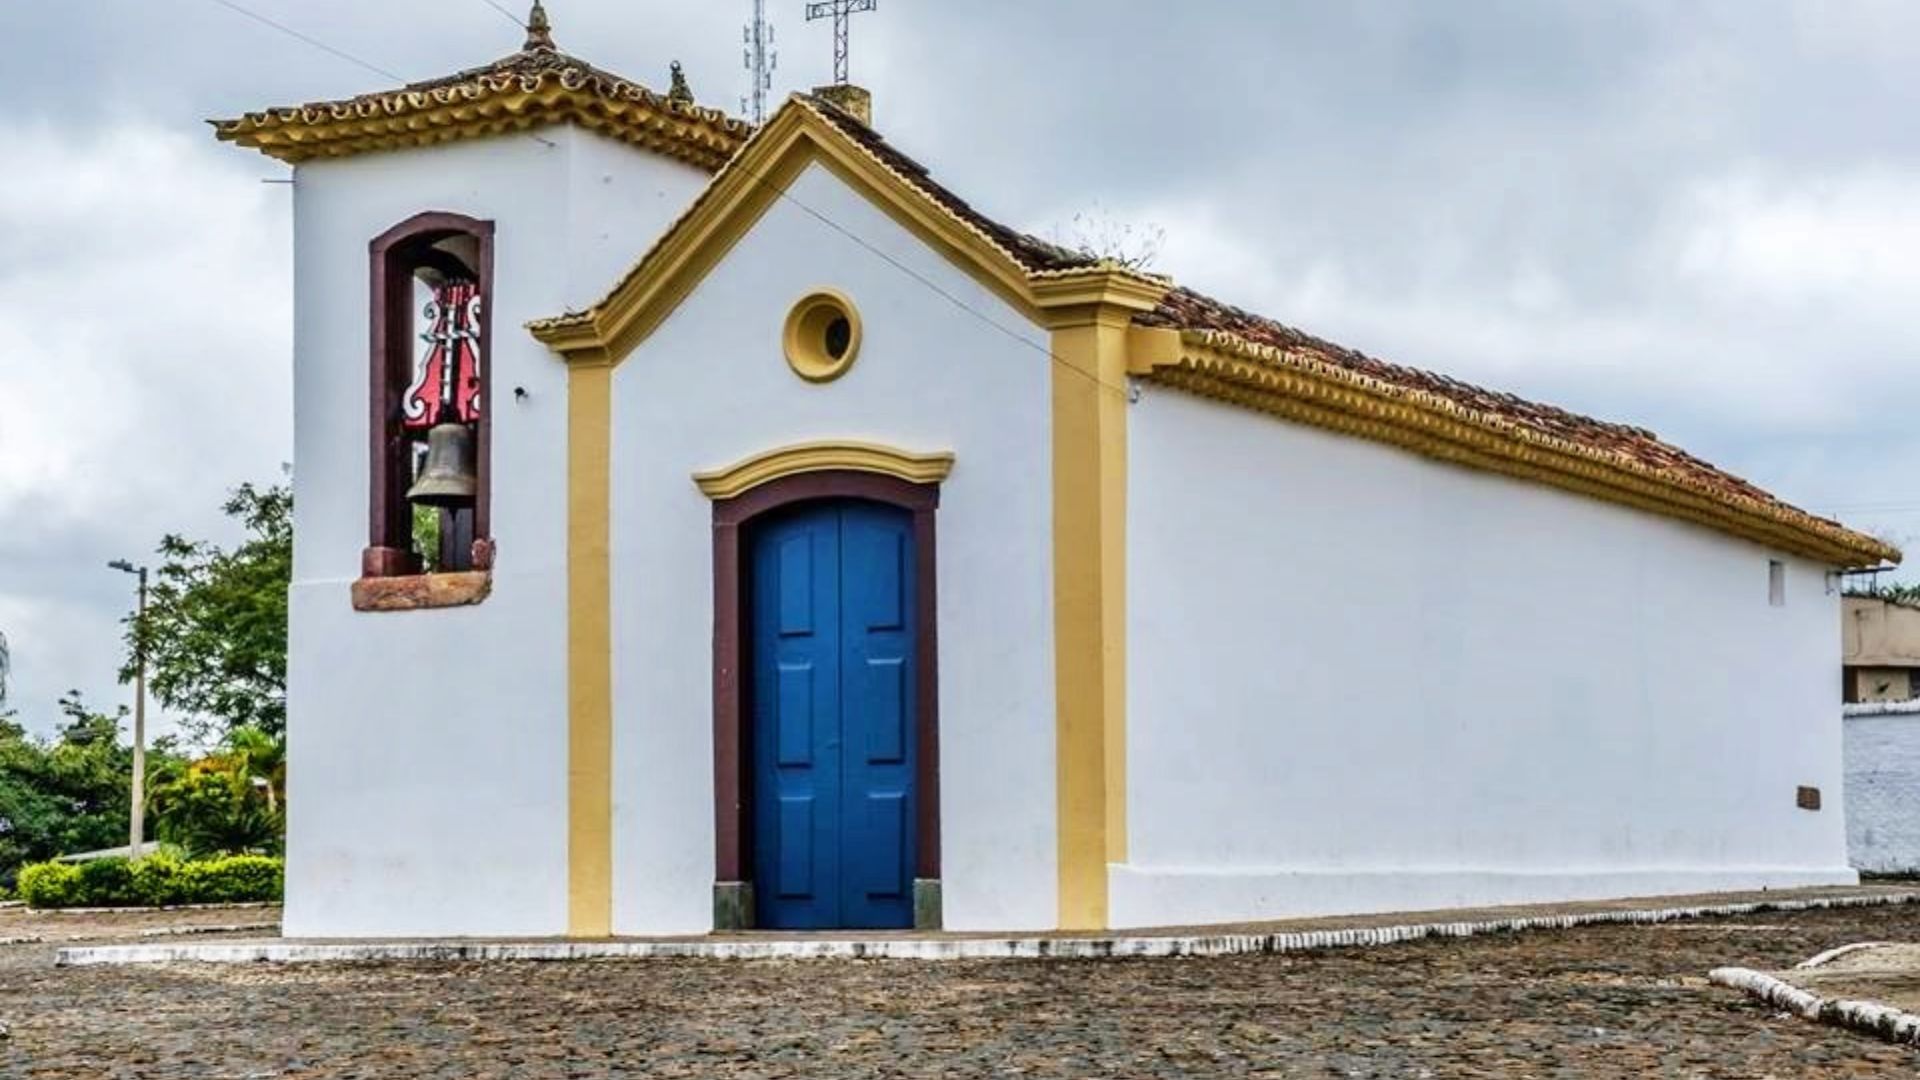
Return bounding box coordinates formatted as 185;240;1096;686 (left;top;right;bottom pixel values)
722;152;1135;401
201;0;1130;398
475;0;527;31
205;0;404;82
204;0;557;148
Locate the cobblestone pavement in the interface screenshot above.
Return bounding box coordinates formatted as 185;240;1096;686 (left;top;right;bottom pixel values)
4;904;1920;1077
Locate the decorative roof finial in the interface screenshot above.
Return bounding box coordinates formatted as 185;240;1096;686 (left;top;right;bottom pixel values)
525;1;555;51
668;61;695;106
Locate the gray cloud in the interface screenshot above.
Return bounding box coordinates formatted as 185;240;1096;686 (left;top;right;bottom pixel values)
1;0;1916;734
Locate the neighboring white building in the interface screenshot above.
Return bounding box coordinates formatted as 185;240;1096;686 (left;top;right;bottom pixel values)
1844;701;1920;875
217;6;1899;939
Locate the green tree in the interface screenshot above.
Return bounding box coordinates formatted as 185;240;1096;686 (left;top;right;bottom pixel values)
148;726;284;858
0;715;65;879
0;693;179;884
0;629;11;708
123;481;291;739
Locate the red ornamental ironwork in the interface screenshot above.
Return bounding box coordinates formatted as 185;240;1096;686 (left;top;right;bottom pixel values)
402;280;483;432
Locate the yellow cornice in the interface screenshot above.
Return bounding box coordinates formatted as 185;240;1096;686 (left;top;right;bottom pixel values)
692;440;956;500
1031;268;1170;329
530;96;1170;368
1140;330;1899;568
214;79;750;170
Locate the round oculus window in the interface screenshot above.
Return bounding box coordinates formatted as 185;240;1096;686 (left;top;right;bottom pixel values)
783;290;862;383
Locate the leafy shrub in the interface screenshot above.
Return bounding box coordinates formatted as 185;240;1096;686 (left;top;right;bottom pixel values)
74;857;136;905
148;728;283;859
179;855;281;904
17;861;81;908
130;852;187;906
16;854;281;909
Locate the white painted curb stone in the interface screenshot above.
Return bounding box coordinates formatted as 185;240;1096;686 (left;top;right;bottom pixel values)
53;891;1920;967
1796;942;1897;970
1710;966;1920;1046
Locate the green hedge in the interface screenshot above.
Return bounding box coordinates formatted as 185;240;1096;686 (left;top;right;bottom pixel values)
17;854;282;909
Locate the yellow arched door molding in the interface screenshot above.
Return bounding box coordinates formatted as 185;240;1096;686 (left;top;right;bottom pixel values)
693;441;956;500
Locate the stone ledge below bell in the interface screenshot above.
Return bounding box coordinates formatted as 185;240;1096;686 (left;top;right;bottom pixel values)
351;571;493;613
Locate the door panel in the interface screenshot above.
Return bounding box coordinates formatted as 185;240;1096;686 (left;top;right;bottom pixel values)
774;796;815;899
750;499;917;930
751;508;842;928
837;503;917;926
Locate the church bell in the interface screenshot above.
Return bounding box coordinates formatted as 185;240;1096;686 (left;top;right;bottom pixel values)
407;421;479;508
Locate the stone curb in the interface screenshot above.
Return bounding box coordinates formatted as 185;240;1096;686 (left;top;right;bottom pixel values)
1709;966;1920;1047
53;891;1920;967
0;923;279;950
132;922;280;940
14;902;279;917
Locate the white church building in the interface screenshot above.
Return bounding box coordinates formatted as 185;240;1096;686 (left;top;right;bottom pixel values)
217;6;1898;939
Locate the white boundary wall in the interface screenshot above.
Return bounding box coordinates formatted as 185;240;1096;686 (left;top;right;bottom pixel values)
1845;700;1920;874
1118;388;1855;928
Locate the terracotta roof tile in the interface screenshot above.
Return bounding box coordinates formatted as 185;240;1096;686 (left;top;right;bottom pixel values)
810;98;1854;542
1135;287;1811;517
803;97;1098;274
214;39;751;169
525;91;1892;566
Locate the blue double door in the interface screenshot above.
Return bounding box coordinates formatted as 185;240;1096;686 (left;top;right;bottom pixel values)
749;499;919;930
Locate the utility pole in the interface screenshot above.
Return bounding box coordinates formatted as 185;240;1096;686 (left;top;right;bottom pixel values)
805;0;877;85
108;559;148;858
742;0;778;125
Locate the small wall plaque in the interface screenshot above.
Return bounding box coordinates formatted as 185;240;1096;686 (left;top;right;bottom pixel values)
1797;786;1822;811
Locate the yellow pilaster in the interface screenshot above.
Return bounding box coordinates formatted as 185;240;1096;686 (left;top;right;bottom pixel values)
1039;271;1168;931
566;352;614;938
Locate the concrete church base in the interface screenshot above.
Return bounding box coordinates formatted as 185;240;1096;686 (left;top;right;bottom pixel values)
710;880;942;931
55;886;1917;967
1107;865;1864;929
712;882;754;932
913;879;942;931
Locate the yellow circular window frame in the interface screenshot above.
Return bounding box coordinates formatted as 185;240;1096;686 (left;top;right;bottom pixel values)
783;289;863;383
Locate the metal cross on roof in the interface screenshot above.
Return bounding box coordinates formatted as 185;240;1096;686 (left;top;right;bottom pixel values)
805;0;877;85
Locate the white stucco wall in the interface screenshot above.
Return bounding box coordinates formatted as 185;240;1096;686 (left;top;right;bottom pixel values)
284;127;709;937
1117;387;1854;927
1844;702;1920;874
607;161;1058;934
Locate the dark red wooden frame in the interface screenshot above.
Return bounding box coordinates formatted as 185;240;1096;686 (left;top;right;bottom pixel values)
364;212;497;578
711;471;942;895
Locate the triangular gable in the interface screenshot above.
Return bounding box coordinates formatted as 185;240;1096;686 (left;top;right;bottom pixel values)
528;95;1150;366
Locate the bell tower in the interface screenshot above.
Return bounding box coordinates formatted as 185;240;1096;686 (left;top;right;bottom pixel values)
210;7;753;939
215;3;752;593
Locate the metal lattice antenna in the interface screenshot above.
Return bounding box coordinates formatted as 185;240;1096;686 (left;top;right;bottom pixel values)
742;0;778;125
805;0;876;85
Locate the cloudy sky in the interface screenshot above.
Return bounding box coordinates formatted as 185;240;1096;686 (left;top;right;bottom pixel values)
0;0;1915;738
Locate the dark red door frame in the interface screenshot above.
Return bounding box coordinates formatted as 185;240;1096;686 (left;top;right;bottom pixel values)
711;471;941;922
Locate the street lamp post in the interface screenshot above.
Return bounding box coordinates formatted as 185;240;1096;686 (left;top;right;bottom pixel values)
108;559;148;859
